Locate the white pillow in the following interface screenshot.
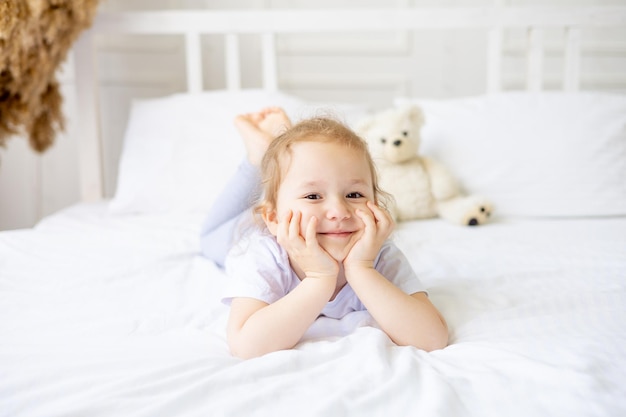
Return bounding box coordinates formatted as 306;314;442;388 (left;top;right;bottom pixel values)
110;89;369;214
394;92;626;218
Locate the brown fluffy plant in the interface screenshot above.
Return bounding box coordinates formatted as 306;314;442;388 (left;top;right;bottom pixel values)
0;0;100;153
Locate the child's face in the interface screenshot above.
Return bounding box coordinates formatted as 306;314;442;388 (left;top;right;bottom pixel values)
265;140;375;261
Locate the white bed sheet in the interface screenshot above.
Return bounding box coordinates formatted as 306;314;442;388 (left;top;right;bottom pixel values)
1;203;625;417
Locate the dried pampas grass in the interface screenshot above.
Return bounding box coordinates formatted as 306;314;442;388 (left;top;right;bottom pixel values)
0;0;100;153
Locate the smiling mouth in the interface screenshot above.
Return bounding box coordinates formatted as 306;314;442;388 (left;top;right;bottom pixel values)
319;231;353;239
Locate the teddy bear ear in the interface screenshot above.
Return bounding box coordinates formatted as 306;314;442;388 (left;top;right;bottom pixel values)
406;105;425;127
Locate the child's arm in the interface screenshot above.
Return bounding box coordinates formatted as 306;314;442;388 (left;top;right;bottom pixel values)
345;272;448;351
227;277;335;359
227;211;339;359
344;202;448;351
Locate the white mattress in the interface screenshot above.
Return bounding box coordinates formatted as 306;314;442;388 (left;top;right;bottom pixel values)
1;203;625;417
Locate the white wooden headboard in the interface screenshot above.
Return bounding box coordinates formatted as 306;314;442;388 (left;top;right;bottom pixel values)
73;6;626;202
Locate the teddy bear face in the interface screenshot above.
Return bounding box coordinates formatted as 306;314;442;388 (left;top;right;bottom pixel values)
358;106;424;164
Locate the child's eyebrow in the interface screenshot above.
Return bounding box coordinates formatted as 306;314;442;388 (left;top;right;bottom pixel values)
345;178;373;189
298;180;325;188
298;179;369;188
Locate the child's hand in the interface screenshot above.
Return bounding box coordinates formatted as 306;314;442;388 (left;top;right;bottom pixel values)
276;210;339;281
343;201;394;271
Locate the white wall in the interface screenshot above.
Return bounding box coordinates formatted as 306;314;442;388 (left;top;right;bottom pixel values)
1;0;625;230
0;66;80;231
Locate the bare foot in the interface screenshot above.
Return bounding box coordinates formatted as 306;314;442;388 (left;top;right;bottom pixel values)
234;107;292;166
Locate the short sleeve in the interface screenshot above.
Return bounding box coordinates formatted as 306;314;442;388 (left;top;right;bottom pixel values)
375;241;427;296
222;232;297;305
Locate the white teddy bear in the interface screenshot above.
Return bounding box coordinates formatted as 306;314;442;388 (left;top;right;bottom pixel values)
356;105;493;226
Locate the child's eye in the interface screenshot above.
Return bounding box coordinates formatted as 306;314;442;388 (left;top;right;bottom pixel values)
304;194;321;200
346;192;364;199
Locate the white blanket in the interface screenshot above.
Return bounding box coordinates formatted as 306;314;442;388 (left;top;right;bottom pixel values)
1;203;625;417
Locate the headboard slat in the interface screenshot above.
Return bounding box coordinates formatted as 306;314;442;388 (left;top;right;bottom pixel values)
92;8;626;33
74;29;104;202
261;33;278;92
225;34;241;90
563;27;581;91
526;27;544;92
184;32;203;93
487;27;503;94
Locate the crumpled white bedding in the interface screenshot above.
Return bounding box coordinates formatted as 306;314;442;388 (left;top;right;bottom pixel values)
1;203;625;417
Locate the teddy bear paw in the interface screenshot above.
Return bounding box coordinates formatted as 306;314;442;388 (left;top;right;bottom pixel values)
464;203;493;226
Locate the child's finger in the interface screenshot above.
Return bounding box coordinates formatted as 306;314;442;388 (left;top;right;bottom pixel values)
289;210;301;239
355;209;376;243
304;216;318;247
356;207;376;236
277;209;292;241
368;201;393;229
